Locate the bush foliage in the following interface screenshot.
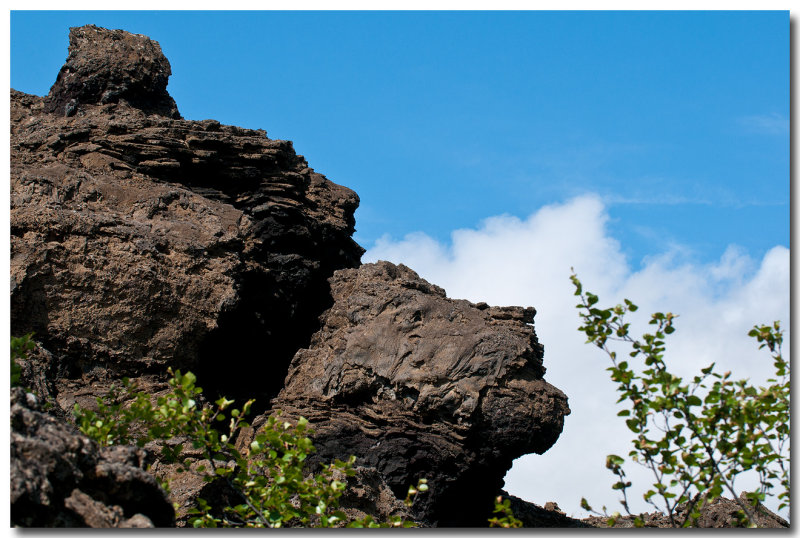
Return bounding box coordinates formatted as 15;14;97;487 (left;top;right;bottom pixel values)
73;369;425;527
10;332;509;528
571;272;790;527
10;333;35;387
488;496;523;528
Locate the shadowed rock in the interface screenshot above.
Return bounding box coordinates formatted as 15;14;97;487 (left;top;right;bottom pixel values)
12;48;363;408
10;387;174;527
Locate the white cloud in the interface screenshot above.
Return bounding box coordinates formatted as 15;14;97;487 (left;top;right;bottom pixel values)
364;194;790;520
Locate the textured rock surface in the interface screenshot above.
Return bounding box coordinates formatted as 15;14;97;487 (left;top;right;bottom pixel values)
43;25;180;118
10;387;174;527
10;24;784;529
501;493;591;527
270;262;570;525
336;466;418;524
11;27;362;408
11;25;573;528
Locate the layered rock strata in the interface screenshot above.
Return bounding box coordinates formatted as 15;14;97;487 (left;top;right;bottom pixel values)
11;26;363;408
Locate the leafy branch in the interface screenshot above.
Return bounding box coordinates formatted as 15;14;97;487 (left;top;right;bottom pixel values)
73;369;424;528
571;271;789;527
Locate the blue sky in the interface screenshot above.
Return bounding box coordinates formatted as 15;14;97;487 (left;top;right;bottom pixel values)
11;11;789;267
10;11;791;519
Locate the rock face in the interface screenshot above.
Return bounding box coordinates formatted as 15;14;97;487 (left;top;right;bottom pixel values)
11;25;570;527
11;26;363;407
10;387;174;527
270;262;569;525
43;25;180;118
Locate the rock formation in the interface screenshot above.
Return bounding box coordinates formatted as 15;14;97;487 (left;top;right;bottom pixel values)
9;24;790;529
10;387;174;527
500;492;789;528
270;262;569;525
11;24;570;527
580;496;789;529
43;25;180;118
12;25;363;410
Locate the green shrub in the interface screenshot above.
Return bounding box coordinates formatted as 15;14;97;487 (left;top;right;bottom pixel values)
489;496;523;528
10;333;35;387
571;272;790;527
73;369;423;527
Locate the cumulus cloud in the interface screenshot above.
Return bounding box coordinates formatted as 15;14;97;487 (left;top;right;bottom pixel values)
364;194;790;519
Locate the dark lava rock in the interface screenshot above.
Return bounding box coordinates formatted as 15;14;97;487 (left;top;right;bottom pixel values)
11;25;572;528
500;492;591;528
11;27;363;410
268;262;570;526
10;387;174;527
502;491;789;528
43;25;180;118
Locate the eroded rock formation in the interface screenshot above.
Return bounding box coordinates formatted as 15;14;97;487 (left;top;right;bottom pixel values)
270;262;569;525
10;387;174;527
11;25;571;527
43;25;180;118
12;26;363;409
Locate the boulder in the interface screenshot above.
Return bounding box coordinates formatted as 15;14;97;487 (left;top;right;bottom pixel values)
269;262;570;525
10;387;174;527
500;493;591;527
43;25;180;118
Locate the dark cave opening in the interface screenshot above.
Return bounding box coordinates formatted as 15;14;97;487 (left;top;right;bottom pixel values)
193;271;335;418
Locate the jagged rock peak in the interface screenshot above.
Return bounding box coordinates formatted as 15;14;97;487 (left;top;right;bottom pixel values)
43;25;180;118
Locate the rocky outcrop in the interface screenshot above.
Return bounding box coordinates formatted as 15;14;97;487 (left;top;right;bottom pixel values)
10;387;174;527
11;25;570;527
500;493;591;527
11;25;363;409
43;25;180;118
269;262;570;525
